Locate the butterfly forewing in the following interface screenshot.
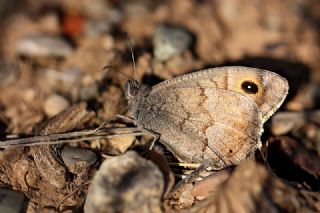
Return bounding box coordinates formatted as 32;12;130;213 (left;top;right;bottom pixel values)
151;66;288;122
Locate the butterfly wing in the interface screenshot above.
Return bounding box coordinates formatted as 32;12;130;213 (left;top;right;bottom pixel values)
136;87;263;169
151;66;288;122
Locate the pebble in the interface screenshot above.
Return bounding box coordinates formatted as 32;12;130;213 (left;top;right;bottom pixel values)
42;67;83;84
61;146;97;174
153;25;192;61
286;83;320;111
44;94;70;117
85;19;112;37
15;34;73;58
84;9;123;37
79;83;99;101
103;136;136;155
0;189;26;213
271;110;320;135
84;151;164;213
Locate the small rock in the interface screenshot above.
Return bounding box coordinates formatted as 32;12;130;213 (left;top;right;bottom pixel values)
79;83;99;101
15;34;73;58
84;9;123;37
84;151;164;213
286;83;320;111
61;146;97;174
271;110;320;135
104;136;136;155
0;189;26;213
153;25;192;61
271;111;305;135
44;94;70;117
85;19;111;37
42;67;83;84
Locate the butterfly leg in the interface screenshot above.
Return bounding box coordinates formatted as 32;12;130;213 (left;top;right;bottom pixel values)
170;161;211;194
139;128;160;150
149;132;160;150
97;114;160;149
92;114;135;133
114;114;135;124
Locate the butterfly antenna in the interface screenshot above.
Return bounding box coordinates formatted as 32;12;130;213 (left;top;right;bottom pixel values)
102;57;134;80
119;70;134;80
126;33;137;80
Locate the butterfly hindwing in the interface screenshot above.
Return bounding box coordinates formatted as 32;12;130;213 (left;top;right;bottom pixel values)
137;87;263;168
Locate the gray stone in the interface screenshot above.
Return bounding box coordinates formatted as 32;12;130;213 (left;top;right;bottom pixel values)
0;189;26;213
84;151;164;213
15;34;73;58
153;25;192;61
61;146;97;174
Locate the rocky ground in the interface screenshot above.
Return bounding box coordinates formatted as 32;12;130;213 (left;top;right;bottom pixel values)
0;0;319;212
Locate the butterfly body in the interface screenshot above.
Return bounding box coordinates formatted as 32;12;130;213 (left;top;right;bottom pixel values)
125;66;288;169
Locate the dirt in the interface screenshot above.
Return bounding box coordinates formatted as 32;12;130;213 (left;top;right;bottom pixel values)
0;0;319;212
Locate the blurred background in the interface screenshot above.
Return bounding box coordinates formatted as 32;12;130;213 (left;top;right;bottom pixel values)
0;0;319;212
0;0;319;129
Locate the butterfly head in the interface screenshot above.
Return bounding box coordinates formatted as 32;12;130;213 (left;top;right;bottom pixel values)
125;79;151;101
125;80;151;120
125;80;141;100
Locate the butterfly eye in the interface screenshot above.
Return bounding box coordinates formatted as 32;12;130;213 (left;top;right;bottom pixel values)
125;80;139;97
241;81;259;94
129;87;139;96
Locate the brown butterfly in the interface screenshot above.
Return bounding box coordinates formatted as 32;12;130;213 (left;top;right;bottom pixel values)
125;66;288;171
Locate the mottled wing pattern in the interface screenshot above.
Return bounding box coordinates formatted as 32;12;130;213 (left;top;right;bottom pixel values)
152;66;288;122
137;87;263;169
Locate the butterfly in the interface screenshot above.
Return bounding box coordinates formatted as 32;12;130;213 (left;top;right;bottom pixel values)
125;66;288;171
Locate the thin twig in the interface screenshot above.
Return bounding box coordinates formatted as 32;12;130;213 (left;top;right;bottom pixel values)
0;127;147;148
